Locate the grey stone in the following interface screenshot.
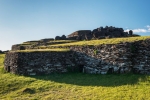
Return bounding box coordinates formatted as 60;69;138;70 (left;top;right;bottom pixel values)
4;39;150;75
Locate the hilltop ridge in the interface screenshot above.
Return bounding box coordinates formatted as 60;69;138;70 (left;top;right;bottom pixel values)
10;26;142;51
11;36;150;51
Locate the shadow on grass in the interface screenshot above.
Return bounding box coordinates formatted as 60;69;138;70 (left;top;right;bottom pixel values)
29;73;148;87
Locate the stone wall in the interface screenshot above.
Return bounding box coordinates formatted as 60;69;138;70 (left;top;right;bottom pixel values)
70;43;132;74
4;51;79;75
132;39;150;74
73;39;150;74
4;39;150;75
11;45;26;51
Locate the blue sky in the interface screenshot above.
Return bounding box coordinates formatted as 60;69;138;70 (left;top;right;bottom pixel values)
0;0;150;51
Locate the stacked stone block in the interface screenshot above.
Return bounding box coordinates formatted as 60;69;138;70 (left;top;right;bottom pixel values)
4;39;150;75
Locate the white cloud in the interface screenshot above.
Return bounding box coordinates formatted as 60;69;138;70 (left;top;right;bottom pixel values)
124;25;150;33
146;25;150;28
124;29;147;33
132;29;147;33
124;29;130;32
146;25;150;31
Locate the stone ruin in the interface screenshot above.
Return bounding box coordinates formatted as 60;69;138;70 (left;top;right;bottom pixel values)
91;26;128;39
4;38;150;75
11;26;140;51
3;25;145;76
67;30;92;40
55;35;67;40
40;38;54;42
55;26;137;40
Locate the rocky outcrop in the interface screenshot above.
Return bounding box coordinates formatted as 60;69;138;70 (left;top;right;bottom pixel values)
66;26;132;40
55;36;61;40
4;39;150;75
91;26;128;39
129;30;133;35
68;30;92;40
12;45;26;51
54;26;135;40
61;35;67;40
55;35;67;40
11;26;138;51
40;38;54;42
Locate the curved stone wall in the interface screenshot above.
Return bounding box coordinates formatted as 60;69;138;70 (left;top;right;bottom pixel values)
70;43;132;74
4;39;150;75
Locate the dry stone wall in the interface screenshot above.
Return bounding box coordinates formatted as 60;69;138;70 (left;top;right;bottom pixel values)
132;39;150;74
4;39;150;75
4;51;80;75
12;44;38;51
12;45;25;51
70;43;133;74
69;39;150;74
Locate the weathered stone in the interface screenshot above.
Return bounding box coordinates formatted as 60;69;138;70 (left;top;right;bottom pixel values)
55;36;61;40
129;30;133;35
68;30;92;40
4;39;150;75
12;45;26;51
61;35;66;40
40;38;54;42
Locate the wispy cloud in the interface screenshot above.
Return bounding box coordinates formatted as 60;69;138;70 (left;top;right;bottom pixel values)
133;29;147;33
124;25;150;33
146;25;150;31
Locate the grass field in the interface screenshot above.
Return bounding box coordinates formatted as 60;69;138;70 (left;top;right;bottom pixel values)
1;54;150;100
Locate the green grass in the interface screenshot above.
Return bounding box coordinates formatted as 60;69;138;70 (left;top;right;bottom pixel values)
48;40;77;43
22;41;40;45
21;40;77;46
1;54;150;99
18;36;150;51
0;54;5;67
20;40;78;49
45;40;78;46
9;48;70;53
50;36;150;47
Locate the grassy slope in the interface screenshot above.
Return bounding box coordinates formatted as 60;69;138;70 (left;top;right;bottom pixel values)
50;36;150;47
17;36;150;51
1;54;150;100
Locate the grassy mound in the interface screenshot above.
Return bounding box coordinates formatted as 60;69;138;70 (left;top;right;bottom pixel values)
14;36;150;51
50;36;150;47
